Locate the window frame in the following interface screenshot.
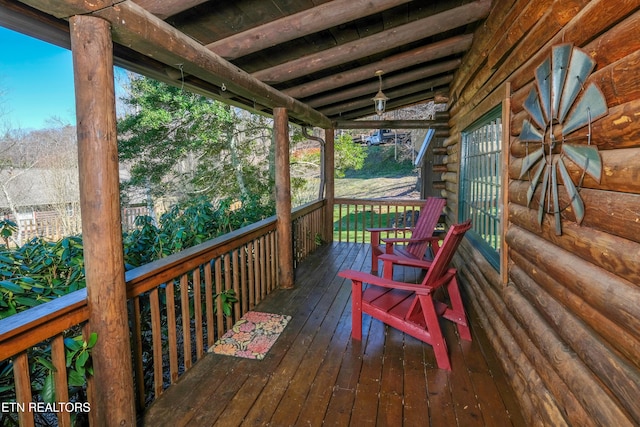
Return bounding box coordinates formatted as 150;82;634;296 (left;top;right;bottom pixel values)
459;106;502;270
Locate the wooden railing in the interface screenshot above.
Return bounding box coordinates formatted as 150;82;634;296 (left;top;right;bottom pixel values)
292;200;325;265
333;197;428;243
0;200;326;425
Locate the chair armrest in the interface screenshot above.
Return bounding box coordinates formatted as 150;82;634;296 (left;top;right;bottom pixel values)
381;236;439;244
378;254;433;270
338;269;430;294
366;227;413;233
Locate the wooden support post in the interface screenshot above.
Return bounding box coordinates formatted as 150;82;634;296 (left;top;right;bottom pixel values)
70;15;136;426
324;128;335;243
274;108;294;289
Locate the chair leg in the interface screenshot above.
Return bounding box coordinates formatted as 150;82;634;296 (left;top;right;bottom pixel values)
419;295;451;371
351;280;363;340
446;276;472;342
370;231;381;273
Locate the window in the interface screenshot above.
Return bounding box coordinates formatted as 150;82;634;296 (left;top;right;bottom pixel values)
459;107;502;269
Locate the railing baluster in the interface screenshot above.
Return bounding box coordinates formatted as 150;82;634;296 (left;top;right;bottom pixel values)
354;204;359;243
240;246;248;314
180;274;192;370
252;239;261;307
193;267;203;360
14;351;34;427
215;258;224;338
51;334;72;427
224;254;232;330
204;262;214;348
248;241;256;309
165;282;178;384
270;232;277;291
149;288;163;398
259;235;267;300
130;297;145;410
232;250;241;322
338;203;343;241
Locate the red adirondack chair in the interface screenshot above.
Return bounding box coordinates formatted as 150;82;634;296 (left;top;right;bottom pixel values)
367;197;446;273
339;220;472;371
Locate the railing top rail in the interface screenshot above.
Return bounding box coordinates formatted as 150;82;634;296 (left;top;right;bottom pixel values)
0;289;88;360
126;215;278;296
334;197;426;206
292;199;325;219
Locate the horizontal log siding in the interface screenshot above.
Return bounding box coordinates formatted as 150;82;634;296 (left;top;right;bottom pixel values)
0;201;326;418
448;0;640;425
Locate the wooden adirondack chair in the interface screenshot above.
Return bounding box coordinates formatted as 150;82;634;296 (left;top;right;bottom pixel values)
367;197;446;273
338;220;472;371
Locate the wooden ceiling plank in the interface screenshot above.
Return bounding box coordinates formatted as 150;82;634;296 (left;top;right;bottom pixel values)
251;0;491;84
132;0;209;20
284;35;471;99
93;1;331;128
206;0;413;60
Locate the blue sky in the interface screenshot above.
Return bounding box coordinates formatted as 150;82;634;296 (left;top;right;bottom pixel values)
0;26;77;130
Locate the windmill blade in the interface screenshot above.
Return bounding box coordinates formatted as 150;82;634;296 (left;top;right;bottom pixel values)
527;160;546;207
538;166;550;227
558;47;596;123
523;87;546;129
558;160;585;225
520;119;544;142
562;143;602;182
551;162;562;235
535;57;552;123
562;83;608;136
551;44;571;119
519;147;544;178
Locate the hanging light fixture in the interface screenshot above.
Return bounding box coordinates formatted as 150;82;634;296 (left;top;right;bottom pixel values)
372;70;389;116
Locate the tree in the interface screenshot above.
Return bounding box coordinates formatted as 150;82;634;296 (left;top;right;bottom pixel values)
117;75;275;207
333;133;366;178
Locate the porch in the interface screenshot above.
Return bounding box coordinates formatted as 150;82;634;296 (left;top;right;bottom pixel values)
142;241;524;426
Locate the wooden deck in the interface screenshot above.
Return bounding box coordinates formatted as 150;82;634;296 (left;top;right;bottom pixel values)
142;242;525;426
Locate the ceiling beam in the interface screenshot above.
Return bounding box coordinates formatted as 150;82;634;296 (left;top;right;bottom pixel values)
132;0;209;20
206;0;412;60
283;36;470;99
90;1;331;128
306;71;454;109
252;0;490;84
14;0;111;18
333;118;449;129
319;79;449;117
333;86;449;121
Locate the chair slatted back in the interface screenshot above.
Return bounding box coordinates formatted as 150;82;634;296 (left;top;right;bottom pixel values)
421;220;472;288
405;197;447;259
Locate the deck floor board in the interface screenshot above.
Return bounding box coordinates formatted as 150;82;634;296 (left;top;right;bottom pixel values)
142;242;525;426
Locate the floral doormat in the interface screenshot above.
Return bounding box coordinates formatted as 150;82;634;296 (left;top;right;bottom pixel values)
209;311;291;360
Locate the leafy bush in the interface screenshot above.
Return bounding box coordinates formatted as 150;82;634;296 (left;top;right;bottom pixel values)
123;195;274;269
0;236;85;319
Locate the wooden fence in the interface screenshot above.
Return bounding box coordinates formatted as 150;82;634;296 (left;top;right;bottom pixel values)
7;205;149;246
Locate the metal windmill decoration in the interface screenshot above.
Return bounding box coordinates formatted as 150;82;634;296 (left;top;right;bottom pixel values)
518;43;608;235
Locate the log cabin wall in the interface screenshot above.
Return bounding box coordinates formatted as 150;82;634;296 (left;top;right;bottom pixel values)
445;0;640;425
413;128;449;199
